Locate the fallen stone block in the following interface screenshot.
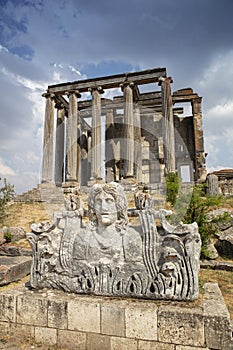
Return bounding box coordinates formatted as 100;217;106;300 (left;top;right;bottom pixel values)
0;256;31;286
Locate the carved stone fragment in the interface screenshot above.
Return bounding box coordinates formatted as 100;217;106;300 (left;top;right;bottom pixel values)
27;182;201;300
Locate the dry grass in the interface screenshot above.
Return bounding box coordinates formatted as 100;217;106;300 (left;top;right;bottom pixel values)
2;202;51;232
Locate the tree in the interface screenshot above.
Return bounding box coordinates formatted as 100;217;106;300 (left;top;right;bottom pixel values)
165;171;180;205
0;177;15;223
170;184;223;258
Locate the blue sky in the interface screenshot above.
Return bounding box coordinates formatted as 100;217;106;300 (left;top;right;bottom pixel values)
0;0;233;193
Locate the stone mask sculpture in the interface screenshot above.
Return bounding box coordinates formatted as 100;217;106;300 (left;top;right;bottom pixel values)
27;182;201;301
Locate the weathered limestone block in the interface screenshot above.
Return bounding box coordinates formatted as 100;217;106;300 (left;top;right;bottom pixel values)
175;347;209;350
215;227;233;258
2;226;26;242
101;304;125;336
203;283;233;350
0;255;32;286
17;294;48;326
34;326;57;346
0;321;10;337
48;299;68;329
0;294;16;322
58;329;86;350
27;182;201;301
138;340;175;350
68;299;100;333
10;324;34;343
0;245;32;256
125;304;157;340
111;336;138;350
157;306;204;346
86;333;110;350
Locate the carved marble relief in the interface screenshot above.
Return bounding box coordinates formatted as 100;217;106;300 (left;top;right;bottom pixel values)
27;183;201;301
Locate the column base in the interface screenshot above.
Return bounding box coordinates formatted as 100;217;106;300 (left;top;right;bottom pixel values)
87;177;103;187
62;181;79;188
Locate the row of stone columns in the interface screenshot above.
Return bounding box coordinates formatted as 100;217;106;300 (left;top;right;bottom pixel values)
41;79;177;186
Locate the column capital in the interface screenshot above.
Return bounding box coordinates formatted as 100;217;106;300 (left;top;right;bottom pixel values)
55;102;65;110
65;90;81;98
192;96;202;104
42;92;56;99
88;86;104;94
119;81;134;92
158;76;173;85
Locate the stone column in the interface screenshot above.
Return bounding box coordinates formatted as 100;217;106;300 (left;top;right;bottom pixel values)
41;93;55;183
134;103;142;182
90;87;102;179
122;82;134;178
54;104;65;186
159;77;176;174
105;108;115;182
65;90;80;183
77;110;82;183
192;97;207;182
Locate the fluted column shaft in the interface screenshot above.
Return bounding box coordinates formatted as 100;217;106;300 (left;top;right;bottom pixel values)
192;97;206;182
134;104;142;182
105;109;115;182
66;91;79;182
55;105;65;186
91;89;102;179
160;77;176;173
42;94;55;183
123;83;134;177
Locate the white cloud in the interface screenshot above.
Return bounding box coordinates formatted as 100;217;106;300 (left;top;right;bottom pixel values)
0;158;16;177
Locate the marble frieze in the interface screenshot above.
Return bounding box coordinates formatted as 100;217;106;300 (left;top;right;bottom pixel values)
27;182;201;301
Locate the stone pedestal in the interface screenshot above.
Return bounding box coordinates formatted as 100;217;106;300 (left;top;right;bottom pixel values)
0;283;232;349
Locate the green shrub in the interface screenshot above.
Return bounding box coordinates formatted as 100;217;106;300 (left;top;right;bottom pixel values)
4;230;12;243
165;171;180;205
0;177;15;223
170;184;223;259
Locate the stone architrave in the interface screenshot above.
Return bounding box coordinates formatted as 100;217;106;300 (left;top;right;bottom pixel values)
122;83;134;177
27;182;201;301
91;88;102;179
66;91;80;182
41;93;55;183
55;104;65;186
159;77;176;173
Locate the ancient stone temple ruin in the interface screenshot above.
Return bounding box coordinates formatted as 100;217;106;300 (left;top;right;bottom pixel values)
41;67;207;187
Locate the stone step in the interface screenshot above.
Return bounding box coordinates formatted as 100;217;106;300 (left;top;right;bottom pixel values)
15;183;65;204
